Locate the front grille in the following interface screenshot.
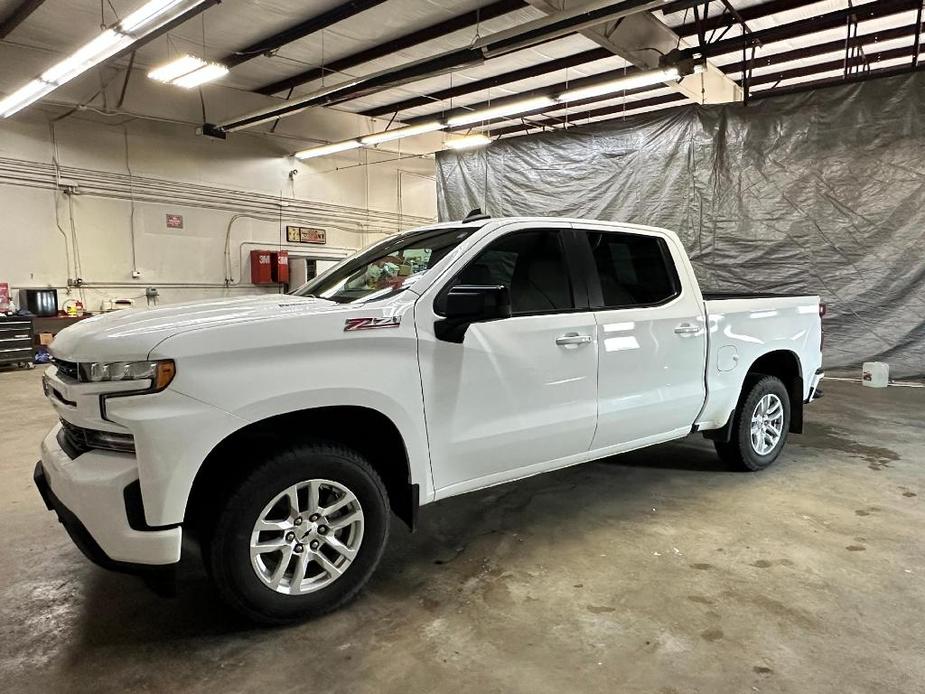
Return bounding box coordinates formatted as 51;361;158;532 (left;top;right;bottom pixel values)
58;419;91;458
54;359;80;381
57;419;135;459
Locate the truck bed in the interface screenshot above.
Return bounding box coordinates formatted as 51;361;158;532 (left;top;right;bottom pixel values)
701;292;815;300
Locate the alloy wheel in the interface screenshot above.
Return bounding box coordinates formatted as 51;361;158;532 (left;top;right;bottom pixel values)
249;479;364;595
750;393;784;455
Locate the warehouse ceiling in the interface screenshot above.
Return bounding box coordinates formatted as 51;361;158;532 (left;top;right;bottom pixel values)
1;0;923;141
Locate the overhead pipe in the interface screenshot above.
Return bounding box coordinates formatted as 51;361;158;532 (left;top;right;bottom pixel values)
0;156;434;232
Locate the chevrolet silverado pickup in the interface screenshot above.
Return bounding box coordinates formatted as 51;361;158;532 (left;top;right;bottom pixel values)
34;215;824;623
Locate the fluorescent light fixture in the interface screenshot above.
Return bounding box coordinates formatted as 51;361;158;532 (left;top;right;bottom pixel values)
147;54;227;88
445;134;491;150
148;55;206;82
295;140;362;160
557;66;681;102
41;30;134;85
0;80;55;118
172;62;228;88
360;121;444;145
446;96;555;126
285;61;705;157
0;0;207;118
120;0;188;32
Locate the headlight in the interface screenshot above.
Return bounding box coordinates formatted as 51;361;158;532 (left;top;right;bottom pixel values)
78;359;176;391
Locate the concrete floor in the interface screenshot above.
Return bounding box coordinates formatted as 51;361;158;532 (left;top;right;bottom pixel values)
0;368;922;694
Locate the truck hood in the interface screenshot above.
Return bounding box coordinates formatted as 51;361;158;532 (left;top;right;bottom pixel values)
50;294;347;362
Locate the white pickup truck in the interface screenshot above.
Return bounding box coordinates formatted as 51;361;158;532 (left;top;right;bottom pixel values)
34;215;824;623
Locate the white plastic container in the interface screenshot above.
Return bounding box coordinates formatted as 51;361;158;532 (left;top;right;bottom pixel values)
862;362;889;388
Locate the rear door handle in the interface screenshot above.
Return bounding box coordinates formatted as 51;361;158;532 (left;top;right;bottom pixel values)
556;333;593;346
674;323;701;335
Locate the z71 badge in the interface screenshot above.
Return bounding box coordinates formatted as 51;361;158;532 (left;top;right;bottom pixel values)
344;316;401;331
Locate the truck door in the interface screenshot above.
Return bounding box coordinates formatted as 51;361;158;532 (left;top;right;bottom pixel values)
572;225;707;450
415;223;598;496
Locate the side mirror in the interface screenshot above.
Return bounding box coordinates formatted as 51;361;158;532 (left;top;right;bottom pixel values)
434;285;511;343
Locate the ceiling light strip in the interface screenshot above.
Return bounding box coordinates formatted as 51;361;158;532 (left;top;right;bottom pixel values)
360;121;443;145
445;134;491;150
148;55;207;82
558;66;684;102
0;0;207;118
172;63;229;89
291;63;698;159
295;140;363;160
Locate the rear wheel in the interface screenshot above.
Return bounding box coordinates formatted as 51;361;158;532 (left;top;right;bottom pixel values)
714;375;791;471
208;442;390;624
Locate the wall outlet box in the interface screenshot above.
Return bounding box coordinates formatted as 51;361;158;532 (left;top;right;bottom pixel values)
131;270;141;279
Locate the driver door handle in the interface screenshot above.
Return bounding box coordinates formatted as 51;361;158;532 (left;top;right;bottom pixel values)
674;323;701;335
556;333;593;346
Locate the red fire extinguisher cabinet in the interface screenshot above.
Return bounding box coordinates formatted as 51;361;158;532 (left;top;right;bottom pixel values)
272;250;289;284
250;250;274;284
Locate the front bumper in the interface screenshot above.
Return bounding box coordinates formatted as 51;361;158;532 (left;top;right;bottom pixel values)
36;425;182;567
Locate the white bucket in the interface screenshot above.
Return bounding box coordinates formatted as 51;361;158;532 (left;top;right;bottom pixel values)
862;362;889;388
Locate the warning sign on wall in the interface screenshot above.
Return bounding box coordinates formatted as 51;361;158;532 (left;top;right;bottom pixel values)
166;214;184;229
286;226;326;244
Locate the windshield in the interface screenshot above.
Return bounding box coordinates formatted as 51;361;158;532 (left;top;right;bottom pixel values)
291;227;474;304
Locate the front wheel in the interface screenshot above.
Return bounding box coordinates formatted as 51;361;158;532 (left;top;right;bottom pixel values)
208;442;390;624
714;375;791;471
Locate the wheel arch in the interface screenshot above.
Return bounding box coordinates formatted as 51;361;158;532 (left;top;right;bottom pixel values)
185;406;418;539
704;348;805;443
746;349;804;434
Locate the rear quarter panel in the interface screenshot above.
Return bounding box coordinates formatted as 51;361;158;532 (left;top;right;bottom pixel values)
697;296;822;430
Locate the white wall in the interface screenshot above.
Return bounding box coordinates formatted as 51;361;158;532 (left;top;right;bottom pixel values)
0;62;438;310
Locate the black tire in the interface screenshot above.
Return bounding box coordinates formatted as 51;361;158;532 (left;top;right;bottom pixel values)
714;375;791;472
208;441;390;625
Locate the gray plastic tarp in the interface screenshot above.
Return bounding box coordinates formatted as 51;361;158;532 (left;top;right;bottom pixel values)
436;71;925;378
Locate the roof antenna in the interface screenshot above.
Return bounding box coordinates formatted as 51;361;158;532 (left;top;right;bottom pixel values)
463;208;490;222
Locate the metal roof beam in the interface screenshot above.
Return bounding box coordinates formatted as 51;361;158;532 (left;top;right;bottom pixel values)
524;0;740;104
255;0;528;96
360;46;612;118
674;0;820;37
749;61;919;99
674;0;921;60
488;91;687;136
363;0;823;119
489;32;923;139
422;63;656;127
659;0;709;15
716;21;924;74
744;43;924;87
0;0;45;40
105;0;221;66
220;0;388;69
213;0;668;132
435;19;925;134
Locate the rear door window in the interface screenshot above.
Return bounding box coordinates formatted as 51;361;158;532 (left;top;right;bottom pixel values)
584;231;680;309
